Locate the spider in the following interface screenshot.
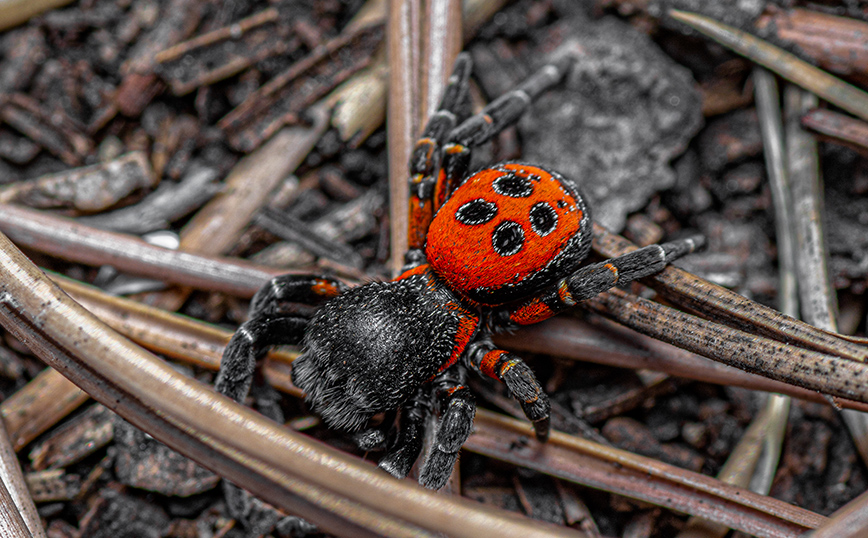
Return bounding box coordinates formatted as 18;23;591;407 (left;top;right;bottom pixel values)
216;52;703;496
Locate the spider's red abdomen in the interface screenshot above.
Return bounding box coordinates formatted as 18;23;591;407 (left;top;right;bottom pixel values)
426;163;591;304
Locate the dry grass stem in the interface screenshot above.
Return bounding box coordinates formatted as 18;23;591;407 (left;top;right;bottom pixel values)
470;410;824;538
0;203;286;298
0;420;44;538
670;10;868;123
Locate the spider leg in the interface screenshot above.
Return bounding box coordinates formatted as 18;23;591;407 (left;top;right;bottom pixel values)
217;274;343;528
218;273;344;403
407;53;473;252
466;339;550;441
506;236;705;326
446;54;574;149
215;316;308;403
419;367;476;490
216;314;310;526
248;274;346;318
407;53;575;255
377;385;433;479
430;53;575;222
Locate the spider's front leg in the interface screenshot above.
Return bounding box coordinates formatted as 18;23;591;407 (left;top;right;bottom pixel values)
466;339;550;441
406;52;574;254
507;236;704;326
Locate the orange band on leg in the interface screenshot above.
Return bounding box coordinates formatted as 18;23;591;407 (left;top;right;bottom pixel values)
480;350;507;379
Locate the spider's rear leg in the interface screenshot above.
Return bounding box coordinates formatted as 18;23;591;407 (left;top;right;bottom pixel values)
216;315;309;526
466;340;550;441
507;236;705;326
216;316;308;404
419;367;476;490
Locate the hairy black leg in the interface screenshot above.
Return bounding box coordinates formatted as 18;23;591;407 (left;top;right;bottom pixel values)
377;385;433;479
249;378;284;423
407;52;474;252
447;54;574;148
505;235;705;326
220;274;341;411
249;274;346;318
465;339;550;441
215;316;308;402
419;368;476;490
566;236;706;301
216;314;309;527
434;54;573;204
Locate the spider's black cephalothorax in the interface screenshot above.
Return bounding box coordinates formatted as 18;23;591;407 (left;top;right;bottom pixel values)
216;53;704;517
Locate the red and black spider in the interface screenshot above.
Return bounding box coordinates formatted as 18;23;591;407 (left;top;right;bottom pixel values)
216;52;703;498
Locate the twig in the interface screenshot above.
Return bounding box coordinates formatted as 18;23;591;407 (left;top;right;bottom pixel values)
744;66;790;498
673;66;795;538
1;369;87;452
755;68;797;317
469;410;825;538
77;164;220;234
254;208;364;269
387;0;423;274
669;9;868;123
584;287;868;403
498;315;868;411
0;266;834;537
0;419;44;537
0;0;74;31
786;85;868;464
592;224;868;363
0;203;288;298
800;109;868;158
0;475;31;538
146;103;330;311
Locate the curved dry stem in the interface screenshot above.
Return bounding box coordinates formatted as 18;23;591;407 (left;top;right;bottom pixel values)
0;268;835;537
585;287;868;403
0;420;43;538
0;476;31;538
496;316;868;411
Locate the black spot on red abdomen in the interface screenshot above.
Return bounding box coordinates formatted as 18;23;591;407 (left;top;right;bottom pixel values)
455;198;498;225
491;221;525;256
